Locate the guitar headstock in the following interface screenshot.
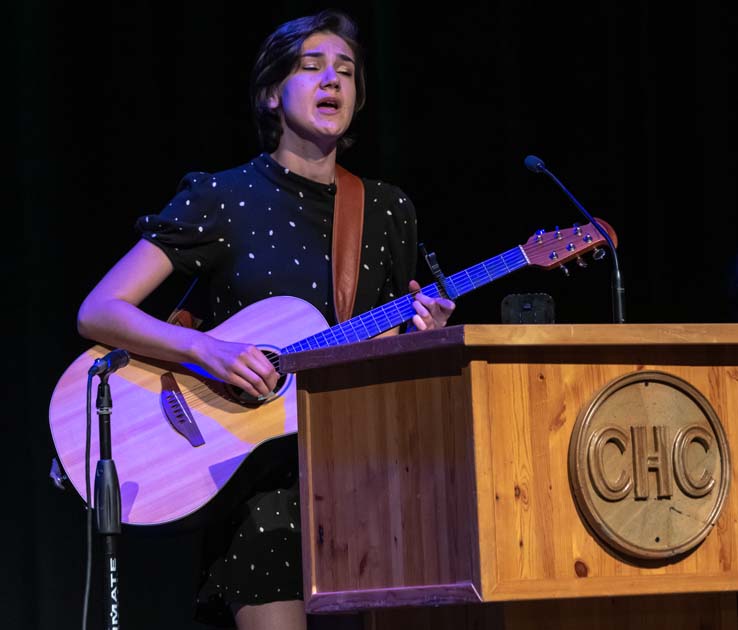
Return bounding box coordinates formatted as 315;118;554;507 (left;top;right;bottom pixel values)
521;218;618;271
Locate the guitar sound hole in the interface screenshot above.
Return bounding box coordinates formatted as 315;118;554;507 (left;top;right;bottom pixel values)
225;349;287;407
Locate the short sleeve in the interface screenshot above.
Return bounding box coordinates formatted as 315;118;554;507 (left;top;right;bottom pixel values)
134;171;229;276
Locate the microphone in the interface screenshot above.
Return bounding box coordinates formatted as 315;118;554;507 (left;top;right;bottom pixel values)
88;349;131;377
524;154;626;323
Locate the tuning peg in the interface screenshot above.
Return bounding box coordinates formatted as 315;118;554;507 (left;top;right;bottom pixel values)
592;247;607;261
576;256;588;268
560;264;570;277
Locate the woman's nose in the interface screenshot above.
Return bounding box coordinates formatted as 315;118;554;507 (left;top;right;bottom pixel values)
321;67;340;89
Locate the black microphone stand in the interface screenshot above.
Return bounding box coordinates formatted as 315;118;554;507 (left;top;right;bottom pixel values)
94;374;122;630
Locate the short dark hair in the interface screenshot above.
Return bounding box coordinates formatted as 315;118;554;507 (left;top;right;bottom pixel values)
249;9;366;154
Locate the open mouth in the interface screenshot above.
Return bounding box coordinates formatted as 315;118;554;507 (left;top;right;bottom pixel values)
317;97;340;111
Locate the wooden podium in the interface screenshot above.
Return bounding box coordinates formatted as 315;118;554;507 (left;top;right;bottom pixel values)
281;324;738;629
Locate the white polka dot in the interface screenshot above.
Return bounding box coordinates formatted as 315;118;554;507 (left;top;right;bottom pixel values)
211;181;217;187
269;229;274;236
294;259;300;265
195;260;202;267
239;201;245;206
312;282;317;289
259;526;264;532
185;200;190;206
386;210;393;215
325;255;330;261
363;264;370;270
198;226;203;232
289;221;295;227
250;564;255;570
233;554;237;559
249;253;255;259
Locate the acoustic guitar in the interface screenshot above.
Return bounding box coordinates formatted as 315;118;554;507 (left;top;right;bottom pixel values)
49;220;617;528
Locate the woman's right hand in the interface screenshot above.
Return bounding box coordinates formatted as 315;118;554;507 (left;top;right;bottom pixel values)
78;240;277;399
193;335;279;398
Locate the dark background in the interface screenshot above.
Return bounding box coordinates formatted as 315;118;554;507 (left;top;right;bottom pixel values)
8;1;738;629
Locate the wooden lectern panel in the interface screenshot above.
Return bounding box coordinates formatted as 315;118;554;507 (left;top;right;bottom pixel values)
470;354;738;600
297;348;483;611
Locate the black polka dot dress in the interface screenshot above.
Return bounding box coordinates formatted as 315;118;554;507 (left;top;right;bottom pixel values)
135;153;417;624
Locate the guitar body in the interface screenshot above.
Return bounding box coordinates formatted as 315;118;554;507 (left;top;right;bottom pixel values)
49;295;329;528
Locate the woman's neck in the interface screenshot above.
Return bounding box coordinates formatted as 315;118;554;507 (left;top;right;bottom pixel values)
270;144;337;185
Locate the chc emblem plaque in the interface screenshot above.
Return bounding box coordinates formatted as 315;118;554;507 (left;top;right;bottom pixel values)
568;371;731;560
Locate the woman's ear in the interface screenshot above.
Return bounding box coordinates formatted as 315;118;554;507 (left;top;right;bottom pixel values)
267;89;280;110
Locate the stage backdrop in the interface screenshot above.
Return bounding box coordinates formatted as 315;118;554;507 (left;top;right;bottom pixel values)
8;1;738;629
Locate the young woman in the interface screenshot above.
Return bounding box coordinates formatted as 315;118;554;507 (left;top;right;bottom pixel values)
77;10;454;630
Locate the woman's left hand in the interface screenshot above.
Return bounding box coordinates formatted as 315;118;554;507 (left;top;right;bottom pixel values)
408;279;456;331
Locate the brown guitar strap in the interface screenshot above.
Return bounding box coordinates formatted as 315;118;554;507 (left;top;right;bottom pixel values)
332;164;365;323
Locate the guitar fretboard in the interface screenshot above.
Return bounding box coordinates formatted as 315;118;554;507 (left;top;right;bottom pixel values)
280;246;528;354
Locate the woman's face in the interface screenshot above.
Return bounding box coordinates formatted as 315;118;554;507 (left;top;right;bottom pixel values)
270;31;357;152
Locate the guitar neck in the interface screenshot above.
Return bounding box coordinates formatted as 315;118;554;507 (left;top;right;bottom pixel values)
281;246;528;354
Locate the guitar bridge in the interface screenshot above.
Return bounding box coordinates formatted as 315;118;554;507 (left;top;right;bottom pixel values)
161;372;205;447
